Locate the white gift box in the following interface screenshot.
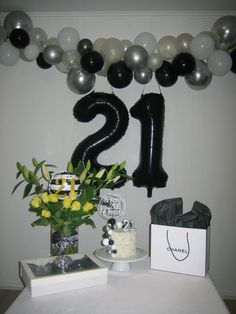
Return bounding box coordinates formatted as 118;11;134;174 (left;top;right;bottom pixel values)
20;253;108;297
150;224;210;277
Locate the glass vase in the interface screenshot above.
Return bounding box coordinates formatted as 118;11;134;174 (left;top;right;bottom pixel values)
50;226;79;256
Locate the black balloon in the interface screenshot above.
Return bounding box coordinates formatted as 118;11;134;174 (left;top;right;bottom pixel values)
172;53;196;76
107;60;133;89
71;92;129;187
230;49;236;74
77;38;93;56
130;93;168;197
9;28;30;49
81;50;104;73
155;61;178;87
36;53;53;69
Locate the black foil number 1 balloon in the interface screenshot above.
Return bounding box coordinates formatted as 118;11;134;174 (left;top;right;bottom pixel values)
130;93;168;197
71;92;129;186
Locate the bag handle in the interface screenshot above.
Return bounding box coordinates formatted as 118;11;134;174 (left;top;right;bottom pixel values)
166;230;190;262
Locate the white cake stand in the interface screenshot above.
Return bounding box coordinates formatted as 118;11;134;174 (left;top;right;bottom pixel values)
95;247;148;272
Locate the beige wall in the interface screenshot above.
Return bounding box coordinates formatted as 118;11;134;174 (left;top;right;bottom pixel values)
0;11;236;297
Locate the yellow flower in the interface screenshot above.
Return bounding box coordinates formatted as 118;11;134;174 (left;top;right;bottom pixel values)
83;202;93;212
48;194;58;203
71;201;81;211
63;197;72;209
69;190;77;200
30;196;41;208
41;209;51;218
40;192;49;203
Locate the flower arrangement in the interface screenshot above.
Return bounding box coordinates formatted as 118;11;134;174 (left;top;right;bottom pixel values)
13;158;131;254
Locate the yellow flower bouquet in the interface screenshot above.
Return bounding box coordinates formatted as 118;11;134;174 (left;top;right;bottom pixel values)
13;158;131;255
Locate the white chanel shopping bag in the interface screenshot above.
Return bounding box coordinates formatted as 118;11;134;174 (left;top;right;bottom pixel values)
150;224;210;277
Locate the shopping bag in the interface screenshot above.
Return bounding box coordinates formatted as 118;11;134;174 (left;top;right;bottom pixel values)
150;224;210;277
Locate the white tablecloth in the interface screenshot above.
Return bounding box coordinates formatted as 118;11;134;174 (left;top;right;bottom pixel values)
6;258;229;314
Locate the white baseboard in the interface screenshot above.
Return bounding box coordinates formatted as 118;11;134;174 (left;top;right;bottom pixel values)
0;281;24;290
220;291;236;300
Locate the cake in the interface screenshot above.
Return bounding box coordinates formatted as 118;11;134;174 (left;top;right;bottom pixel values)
111;228;136;258
101;218;136;258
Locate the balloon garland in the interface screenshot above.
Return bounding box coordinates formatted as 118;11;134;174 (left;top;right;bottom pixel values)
0;11;236;93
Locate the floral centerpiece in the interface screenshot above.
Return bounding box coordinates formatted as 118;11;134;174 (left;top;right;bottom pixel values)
13;158;131;256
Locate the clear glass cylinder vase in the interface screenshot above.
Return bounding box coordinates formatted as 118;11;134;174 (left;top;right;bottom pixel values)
50;226;79;256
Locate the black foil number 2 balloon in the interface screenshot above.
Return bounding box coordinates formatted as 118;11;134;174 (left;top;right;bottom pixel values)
71;92;129;186
130;93;168;197
72;92;168;197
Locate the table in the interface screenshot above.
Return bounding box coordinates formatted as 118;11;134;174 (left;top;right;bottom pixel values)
6;258;229;314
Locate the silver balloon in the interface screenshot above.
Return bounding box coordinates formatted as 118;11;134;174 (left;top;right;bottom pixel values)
4;11;33;34
43;45;63;65
67;68;96;94
134;66;153;84
124;45;148;69
0;26;7;44
185;60;212;90
211;15;236;50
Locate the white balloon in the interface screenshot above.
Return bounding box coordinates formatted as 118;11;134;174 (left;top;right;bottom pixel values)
96;61;110;77
207;50;232;76
0;41;19;66
46;37;59;46
57;27;80;51
93;38;106;53
190;33;215;60
101;38;124;64
147;53;163;71
120;39;132;52
134;32;157;54
176;33;193;53
24;44;39;61
62;49;80;69
157;36;177;60
0;26;7;44
28;27;47;52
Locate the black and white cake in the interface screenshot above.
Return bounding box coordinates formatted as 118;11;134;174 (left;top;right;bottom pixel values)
101;219;136;258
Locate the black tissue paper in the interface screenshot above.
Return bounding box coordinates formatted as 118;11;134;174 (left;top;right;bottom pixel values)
150;198;211;229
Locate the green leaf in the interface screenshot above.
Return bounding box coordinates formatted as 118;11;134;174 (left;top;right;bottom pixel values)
31;218;43;226
16;161;23;172
119;160;126;170
73;161;83;175
22;165;29;181
32;158;39;167
23;183;33;198
41;162;51;182
79;168;87;183
84;217;96;228
106;168;114;181
95;168;106;179
112;175;120;183
16;170;22;179
67;161;74;173
28;171;39;184
86;160;91;171
12;180;25;194
34;160;46;175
